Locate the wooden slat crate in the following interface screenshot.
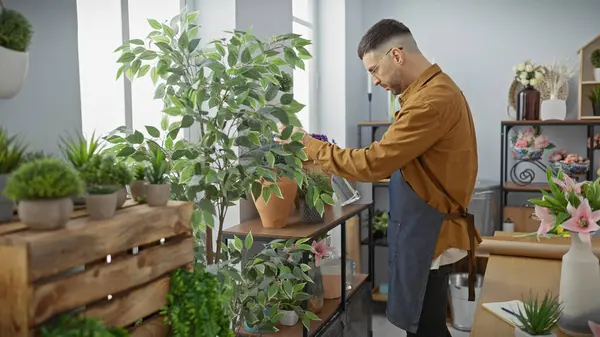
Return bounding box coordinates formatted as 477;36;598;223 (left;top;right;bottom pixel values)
0;200;194;337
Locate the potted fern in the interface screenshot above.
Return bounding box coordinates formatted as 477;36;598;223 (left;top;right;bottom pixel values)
145;147;170;207
0;1;33;99
130;163;146;201
4;158;82;230
79;155;121;220
59;132;104;205
514;290;562;337
0;128;26;222
589;85;600;117
592;49;600;82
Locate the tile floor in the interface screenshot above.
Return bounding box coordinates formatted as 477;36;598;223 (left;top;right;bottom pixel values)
372;304;470;337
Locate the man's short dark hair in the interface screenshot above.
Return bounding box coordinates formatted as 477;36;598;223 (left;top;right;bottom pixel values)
357;19;412;59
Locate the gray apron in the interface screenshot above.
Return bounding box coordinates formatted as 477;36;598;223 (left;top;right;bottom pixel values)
386;169;476;334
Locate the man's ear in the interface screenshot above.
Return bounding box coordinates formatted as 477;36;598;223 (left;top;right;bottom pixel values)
391;48;404;65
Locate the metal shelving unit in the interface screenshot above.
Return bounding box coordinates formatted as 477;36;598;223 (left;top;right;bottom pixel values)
499;119;600;222
223;203;375;337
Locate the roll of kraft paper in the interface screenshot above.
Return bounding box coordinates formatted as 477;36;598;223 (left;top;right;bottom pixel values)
478;238;600;260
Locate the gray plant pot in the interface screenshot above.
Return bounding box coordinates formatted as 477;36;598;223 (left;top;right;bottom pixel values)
0;173;15;222
18;198;73;230
146;184;170;206
300;199;324;224
116;187;127;209
86;192;118;220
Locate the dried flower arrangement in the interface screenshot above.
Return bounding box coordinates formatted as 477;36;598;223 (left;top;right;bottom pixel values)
540;58;576;99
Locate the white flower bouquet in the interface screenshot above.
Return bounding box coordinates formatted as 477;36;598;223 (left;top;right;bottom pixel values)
513;60;545;87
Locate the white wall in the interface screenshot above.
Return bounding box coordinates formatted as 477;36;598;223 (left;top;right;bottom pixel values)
362;0;600;182
0;0;82;156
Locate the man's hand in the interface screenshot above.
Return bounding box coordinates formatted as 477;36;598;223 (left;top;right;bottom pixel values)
274;122;309;145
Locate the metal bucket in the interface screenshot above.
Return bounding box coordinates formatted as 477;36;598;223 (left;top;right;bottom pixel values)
449;273;484;332
468;180;500;236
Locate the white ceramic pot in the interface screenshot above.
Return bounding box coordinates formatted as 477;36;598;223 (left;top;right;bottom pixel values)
146;184;170;206
594;68;600;82
0;46;29;99
515;327;556;337
116;187;127;209
279;310;299;326
541;95;567;121
558;234;600;336
129;180;146;201
86;192;118;220
18;197;73;230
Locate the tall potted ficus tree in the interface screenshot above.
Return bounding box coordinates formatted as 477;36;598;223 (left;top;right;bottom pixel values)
0;0;33;99
106;8;332;264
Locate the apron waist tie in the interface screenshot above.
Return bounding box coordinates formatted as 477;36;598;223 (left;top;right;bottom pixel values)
444;212;477;302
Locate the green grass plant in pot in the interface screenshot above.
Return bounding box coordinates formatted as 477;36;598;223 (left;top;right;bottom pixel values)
589;85;600;117
108;7;332;265
298;171;334;223
3;158;82;230
0;127;27;222
112;160;133;209
592;48;600;82
0;1;33;99
144;146;170;206
79;155;122;220
514;290;562;337
130;162;146;201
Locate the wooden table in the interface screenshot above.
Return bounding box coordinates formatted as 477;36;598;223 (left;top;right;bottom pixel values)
470;232;600;337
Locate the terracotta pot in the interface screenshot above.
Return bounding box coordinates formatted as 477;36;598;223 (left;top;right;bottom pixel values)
18;197;73;230
86;192;118;220
253;177;297;228
146;184;171;206
116;187;127;209
130;180;146;201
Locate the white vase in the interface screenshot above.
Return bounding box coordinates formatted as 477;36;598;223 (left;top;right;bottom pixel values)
594;68;600;82
279;310;299;326
541;95;567;121
515;327;556;337
0;46;29;99
558;234;600;336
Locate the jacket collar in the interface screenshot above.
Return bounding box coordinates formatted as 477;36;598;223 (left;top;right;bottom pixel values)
399;63;442;106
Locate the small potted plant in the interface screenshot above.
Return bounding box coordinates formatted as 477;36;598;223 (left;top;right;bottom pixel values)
278;299;300;327
145;148;170;207
113;160;132;209
0;3;33;99
373;209;389;240
130;163;146;201
592;49;600;82
298;171;334;223
548;150;590;177
79;155;121;220
0;128;26;222
511;127;555;161
589;85;600;117
59;132;104;205
514;290;562;337
3;158;82;230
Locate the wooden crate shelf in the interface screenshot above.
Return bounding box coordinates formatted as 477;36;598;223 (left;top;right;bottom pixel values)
0;200;193;337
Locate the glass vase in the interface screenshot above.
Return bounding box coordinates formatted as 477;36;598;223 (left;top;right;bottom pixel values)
307;262;324;314
558;234;600;336
517;85;540;120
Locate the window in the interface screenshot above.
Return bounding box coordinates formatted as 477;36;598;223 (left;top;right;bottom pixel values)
77;0;182;139
292;0;316;132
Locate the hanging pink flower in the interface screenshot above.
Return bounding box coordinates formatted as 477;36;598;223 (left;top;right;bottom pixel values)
533;135;550;149
534;205;555;238
562;199;600;243
311;240;333;266
514;138;529;148
589;321;600;337
552;174;585;195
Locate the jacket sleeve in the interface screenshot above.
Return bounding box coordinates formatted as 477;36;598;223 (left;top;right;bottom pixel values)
305;101;444;182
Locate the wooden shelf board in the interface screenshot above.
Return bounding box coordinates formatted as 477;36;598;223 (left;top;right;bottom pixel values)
372;286;387;302
501;119;600;126
503;182;549;192
238;274;369;336
223;203;370;240
582;81;600;85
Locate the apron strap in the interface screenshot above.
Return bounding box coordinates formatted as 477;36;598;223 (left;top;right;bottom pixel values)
419;158;478;302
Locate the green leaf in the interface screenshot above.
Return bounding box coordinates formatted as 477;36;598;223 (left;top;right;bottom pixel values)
300;263;311;272
126;131;145;144
168;128;180;139
117;52;135;63
186;11;199;23
265;85;279;101
137;64;151;77
267;283;279;300
181;115;194;128
145;126;160;138
252;181;262;199
163;106;182;116
160;116;169;131
199;198;215;215
148;18;162;30
321;193;334;205
234;236;244;251
265;151;275;167
117;146;135;157
262;185;271;204
188;38;201;52
270;184;283;199
245;232;254;249
280;93;293;105
304;311;320;321
283;280;293;299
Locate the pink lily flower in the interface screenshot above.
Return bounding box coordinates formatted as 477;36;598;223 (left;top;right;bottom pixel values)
589;321;600;337
534;205;555;238
311;240;333;266
552;174;585;195
562;199;600;243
